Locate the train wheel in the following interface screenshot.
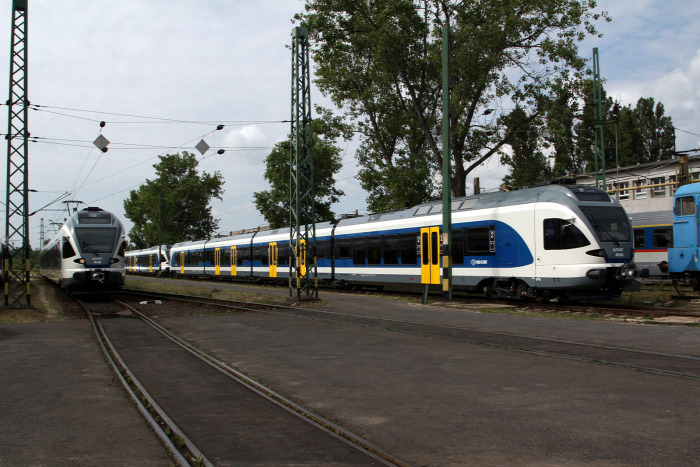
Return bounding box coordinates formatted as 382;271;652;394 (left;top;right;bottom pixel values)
482;280;498;300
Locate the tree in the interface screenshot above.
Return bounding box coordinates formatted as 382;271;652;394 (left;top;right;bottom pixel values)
253;114;349;228
634;97;676;161
570;87;675;173
123;151;224;248
511;79;676;189
500;107;552;188
298;0;608;208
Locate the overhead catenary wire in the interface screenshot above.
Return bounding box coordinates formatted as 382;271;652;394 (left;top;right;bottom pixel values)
24;102;287;126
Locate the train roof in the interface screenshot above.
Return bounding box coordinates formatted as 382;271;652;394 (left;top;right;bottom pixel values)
673;182;700;197
64;207;122;229
336;184;615;228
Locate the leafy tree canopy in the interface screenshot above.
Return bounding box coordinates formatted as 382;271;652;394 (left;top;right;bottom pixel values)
253;110;350;228
502;80;676;189
297;0;609;208
123;151;224;248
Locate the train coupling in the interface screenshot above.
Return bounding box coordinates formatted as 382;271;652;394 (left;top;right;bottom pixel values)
91;272;105;283
617;263;642;292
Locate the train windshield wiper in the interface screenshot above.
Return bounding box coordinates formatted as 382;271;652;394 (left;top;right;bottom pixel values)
593;222;619;246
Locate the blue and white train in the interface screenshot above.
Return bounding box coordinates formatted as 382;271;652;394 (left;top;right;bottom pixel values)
125;244;172;275
160;183;640;301
39;207;127;293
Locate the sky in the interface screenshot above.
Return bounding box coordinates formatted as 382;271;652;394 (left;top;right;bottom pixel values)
0;0;698;249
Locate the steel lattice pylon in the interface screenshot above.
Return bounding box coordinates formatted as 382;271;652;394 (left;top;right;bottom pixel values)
5;0;30;307
289;27;317;299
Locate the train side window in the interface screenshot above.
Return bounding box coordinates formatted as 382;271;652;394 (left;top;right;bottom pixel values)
277;244;289;266
383;235;399;265
400;233;418;265
452;229;464;265
368;237;382;265
253;245;268;266
237;247;250;266
316;239;330;260
653;228;672;248
634;229;646;249
467;226;495;255
676;196;696;216
62;237;76;258
421;232;429;265
336;239;352;259
352;238;366;265
205;249;215;266
543;219;590;250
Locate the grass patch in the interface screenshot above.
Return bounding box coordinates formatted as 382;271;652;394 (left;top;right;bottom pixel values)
0;307;49;324
126;277;288;306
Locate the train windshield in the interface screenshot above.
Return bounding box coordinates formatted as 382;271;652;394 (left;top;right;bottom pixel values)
75;227;118;253
579;206;631;243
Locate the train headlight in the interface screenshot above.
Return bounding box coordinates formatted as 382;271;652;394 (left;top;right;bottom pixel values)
73;258;85;264
586;269;603;279
586;249;606;257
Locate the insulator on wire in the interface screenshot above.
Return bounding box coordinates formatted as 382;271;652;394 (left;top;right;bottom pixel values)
217;149;225;155
216;124;224;130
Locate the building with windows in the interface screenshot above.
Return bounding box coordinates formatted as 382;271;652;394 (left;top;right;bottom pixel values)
575;153;700;276
575;154;700;215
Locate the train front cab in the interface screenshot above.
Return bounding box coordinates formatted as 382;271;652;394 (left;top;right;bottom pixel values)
668;183;700;281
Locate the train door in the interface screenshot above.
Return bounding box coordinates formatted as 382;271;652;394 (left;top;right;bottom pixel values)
500;236;517;266
149;254;154;273
420;227;440;284
215;248;221;275
269;242;278;278
296;239;306;277
231;246;237;276
179;251;185;275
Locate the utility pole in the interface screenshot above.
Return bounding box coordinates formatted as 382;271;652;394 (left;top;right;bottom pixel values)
592;48;606;189
289;26;317;300
441;24;452;302
4;0;30;307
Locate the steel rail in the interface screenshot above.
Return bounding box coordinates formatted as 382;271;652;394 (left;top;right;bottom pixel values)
79;299;211;467
123;289;700;381
115;299;416;467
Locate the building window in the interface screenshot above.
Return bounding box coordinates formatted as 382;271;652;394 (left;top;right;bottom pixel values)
634;180;647;199
650;176;666;197
669;175;677;195
618;181;630;200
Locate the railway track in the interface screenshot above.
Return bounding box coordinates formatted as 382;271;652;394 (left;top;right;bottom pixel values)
138;275;700;319
120;289;700;381
78;297;412;467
